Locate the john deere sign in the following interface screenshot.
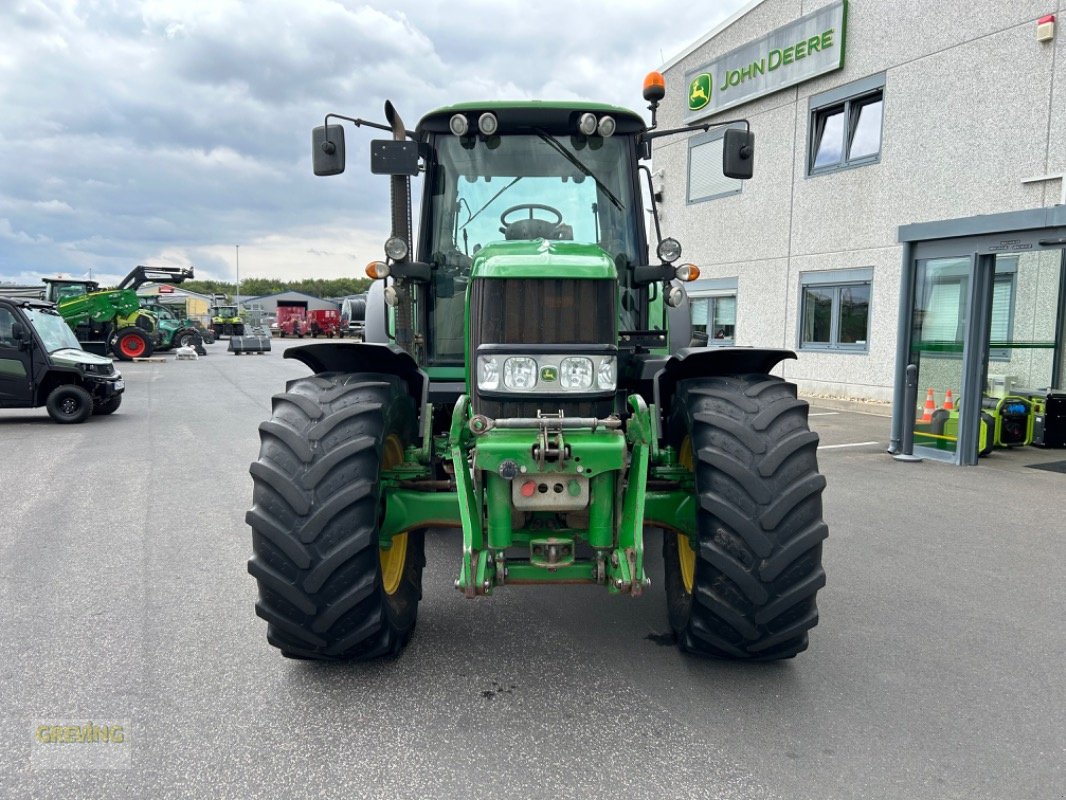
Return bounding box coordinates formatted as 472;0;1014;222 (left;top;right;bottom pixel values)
685;0;847;120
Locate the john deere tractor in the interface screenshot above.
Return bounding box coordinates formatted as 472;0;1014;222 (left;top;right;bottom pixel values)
247;75;828;662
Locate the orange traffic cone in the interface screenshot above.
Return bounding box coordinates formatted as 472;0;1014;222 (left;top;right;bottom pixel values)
943;389;954;411
921;388;936;422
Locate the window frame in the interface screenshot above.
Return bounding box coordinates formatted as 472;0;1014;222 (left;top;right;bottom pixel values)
807;73;886;176
797;268;873;353
686;125;744;204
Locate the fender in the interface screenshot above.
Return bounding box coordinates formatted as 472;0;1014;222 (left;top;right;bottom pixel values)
284;341;428;408
652;346;797;426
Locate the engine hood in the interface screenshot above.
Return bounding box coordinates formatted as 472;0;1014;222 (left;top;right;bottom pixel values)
50;348;114;370
470;240;617;280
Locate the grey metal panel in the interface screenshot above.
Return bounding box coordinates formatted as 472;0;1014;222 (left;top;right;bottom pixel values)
798;266;873;285
899;206;1066;244
889;240;914;454
688;276;739;293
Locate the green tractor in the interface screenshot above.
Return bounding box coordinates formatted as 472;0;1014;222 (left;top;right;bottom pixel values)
140;301;205;350
210;304;244;338
247;76;828;662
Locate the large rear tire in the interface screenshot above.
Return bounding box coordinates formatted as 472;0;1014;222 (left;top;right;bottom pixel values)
663;374;827;660
246;372;425;660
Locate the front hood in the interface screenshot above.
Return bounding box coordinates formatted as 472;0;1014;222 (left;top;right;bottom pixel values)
471;240;617;280
50;348;114;370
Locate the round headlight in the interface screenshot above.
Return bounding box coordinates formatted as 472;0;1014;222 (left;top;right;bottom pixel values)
597;115;616;138
657;237;682;264
383;286;399;307
478;112;498;136
449;114;469;136
384;236;408;261
665;285;685;308
578;112;598;136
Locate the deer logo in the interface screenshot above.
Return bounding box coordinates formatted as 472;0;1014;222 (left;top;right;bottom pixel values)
689;73;712;111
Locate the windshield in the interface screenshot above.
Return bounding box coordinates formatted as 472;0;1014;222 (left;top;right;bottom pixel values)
24;307;82;353
426;133;641;362
429;134;639;266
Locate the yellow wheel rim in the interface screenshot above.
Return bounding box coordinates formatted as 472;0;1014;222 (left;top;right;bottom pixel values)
677;436;697;595
379;434;408;596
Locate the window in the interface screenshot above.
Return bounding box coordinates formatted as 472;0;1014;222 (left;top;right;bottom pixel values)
689;277;738;345
808;74;885;174
799;269;872;351
687;126;743;203
919;258;1016;360
691;295;737;344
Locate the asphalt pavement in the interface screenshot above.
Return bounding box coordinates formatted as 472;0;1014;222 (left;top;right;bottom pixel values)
1;339;1063;799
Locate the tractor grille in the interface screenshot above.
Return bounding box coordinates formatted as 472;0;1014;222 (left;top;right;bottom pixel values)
470;278;615;418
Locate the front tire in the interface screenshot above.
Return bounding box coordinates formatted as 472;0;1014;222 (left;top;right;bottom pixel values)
246;372;425;660
663;374;827;660
176;328;202;348
46;385;93;424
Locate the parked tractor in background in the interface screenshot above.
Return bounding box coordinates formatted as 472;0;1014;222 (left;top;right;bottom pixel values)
308;308;341;338
247;75;828;663
210;304;244;338
26;265;195;361
140;301;204;351
275;303;308;338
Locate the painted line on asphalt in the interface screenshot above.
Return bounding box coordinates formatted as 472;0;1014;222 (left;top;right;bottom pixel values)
819;441;880;450
808;411;840;416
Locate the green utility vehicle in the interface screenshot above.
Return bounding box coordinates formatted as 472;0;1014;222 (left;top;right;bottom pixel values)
43;265;196;360
247;76;828;662
0;297;123;423
210;305;244;338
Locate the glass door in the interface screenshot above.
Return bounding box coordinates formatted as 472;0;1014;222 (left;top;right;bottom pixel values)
909;256;973;460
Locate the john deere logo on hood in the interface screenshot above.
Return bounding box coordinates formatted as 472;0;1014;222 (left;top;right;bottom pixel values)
688;73;711;111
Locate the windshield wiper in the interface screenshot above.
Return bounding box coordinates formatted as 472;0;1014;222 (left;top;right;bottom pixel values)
460;176;523;231
533;130;622;210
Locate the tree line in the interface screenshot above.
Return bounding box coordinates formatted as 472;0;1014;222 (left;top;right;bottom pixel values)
182;277;371;300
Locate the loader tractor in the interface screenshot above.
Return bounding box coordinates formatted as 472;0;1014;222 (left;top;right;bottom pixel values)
43;265;196;361
247;74;828;662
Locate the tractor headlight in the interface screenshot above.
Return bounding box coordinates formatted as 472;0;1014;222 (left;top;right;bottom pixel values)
503;357;538;391
597;357;616;390
477;352;617;394
559;357;593;390
477;356;500;390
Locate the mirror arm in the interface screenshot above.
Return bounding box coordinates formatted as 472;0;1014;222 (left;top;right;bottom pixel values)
640;118;750;144
325;113;416;141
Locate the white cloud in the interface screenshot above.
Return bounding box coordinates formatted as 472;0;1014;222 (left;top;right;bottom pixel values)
0;0;746;283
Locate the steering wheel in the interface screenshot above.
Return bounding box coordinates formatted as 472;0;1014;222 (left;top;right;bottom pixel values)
499;203;564;227
499;203;565;240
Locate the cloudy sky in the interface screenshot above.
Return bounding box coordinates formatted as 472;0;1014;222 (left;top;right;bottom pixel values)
0;0;746;287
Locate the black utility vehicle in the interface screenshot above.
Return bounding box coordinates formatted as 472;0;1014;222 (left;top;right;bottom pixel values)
0;298;124;423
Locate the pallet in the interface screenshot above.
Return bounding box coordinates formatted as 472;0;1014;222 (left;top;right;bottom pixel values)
133;357;167;363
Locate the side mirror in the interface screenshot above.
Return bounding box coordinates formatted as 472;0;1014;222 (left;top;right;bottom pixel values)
722;128;755;180
11;322;25;341
312;124;345;176
371;140;420;176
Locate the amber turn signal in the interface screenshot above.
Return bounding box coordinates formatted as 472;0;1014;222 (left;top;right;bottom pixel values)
366;260;390;280
674;263;700;282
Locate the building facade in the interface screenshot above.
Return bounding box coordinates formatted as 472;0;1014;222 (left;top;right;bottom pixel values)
657;0;1066;417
